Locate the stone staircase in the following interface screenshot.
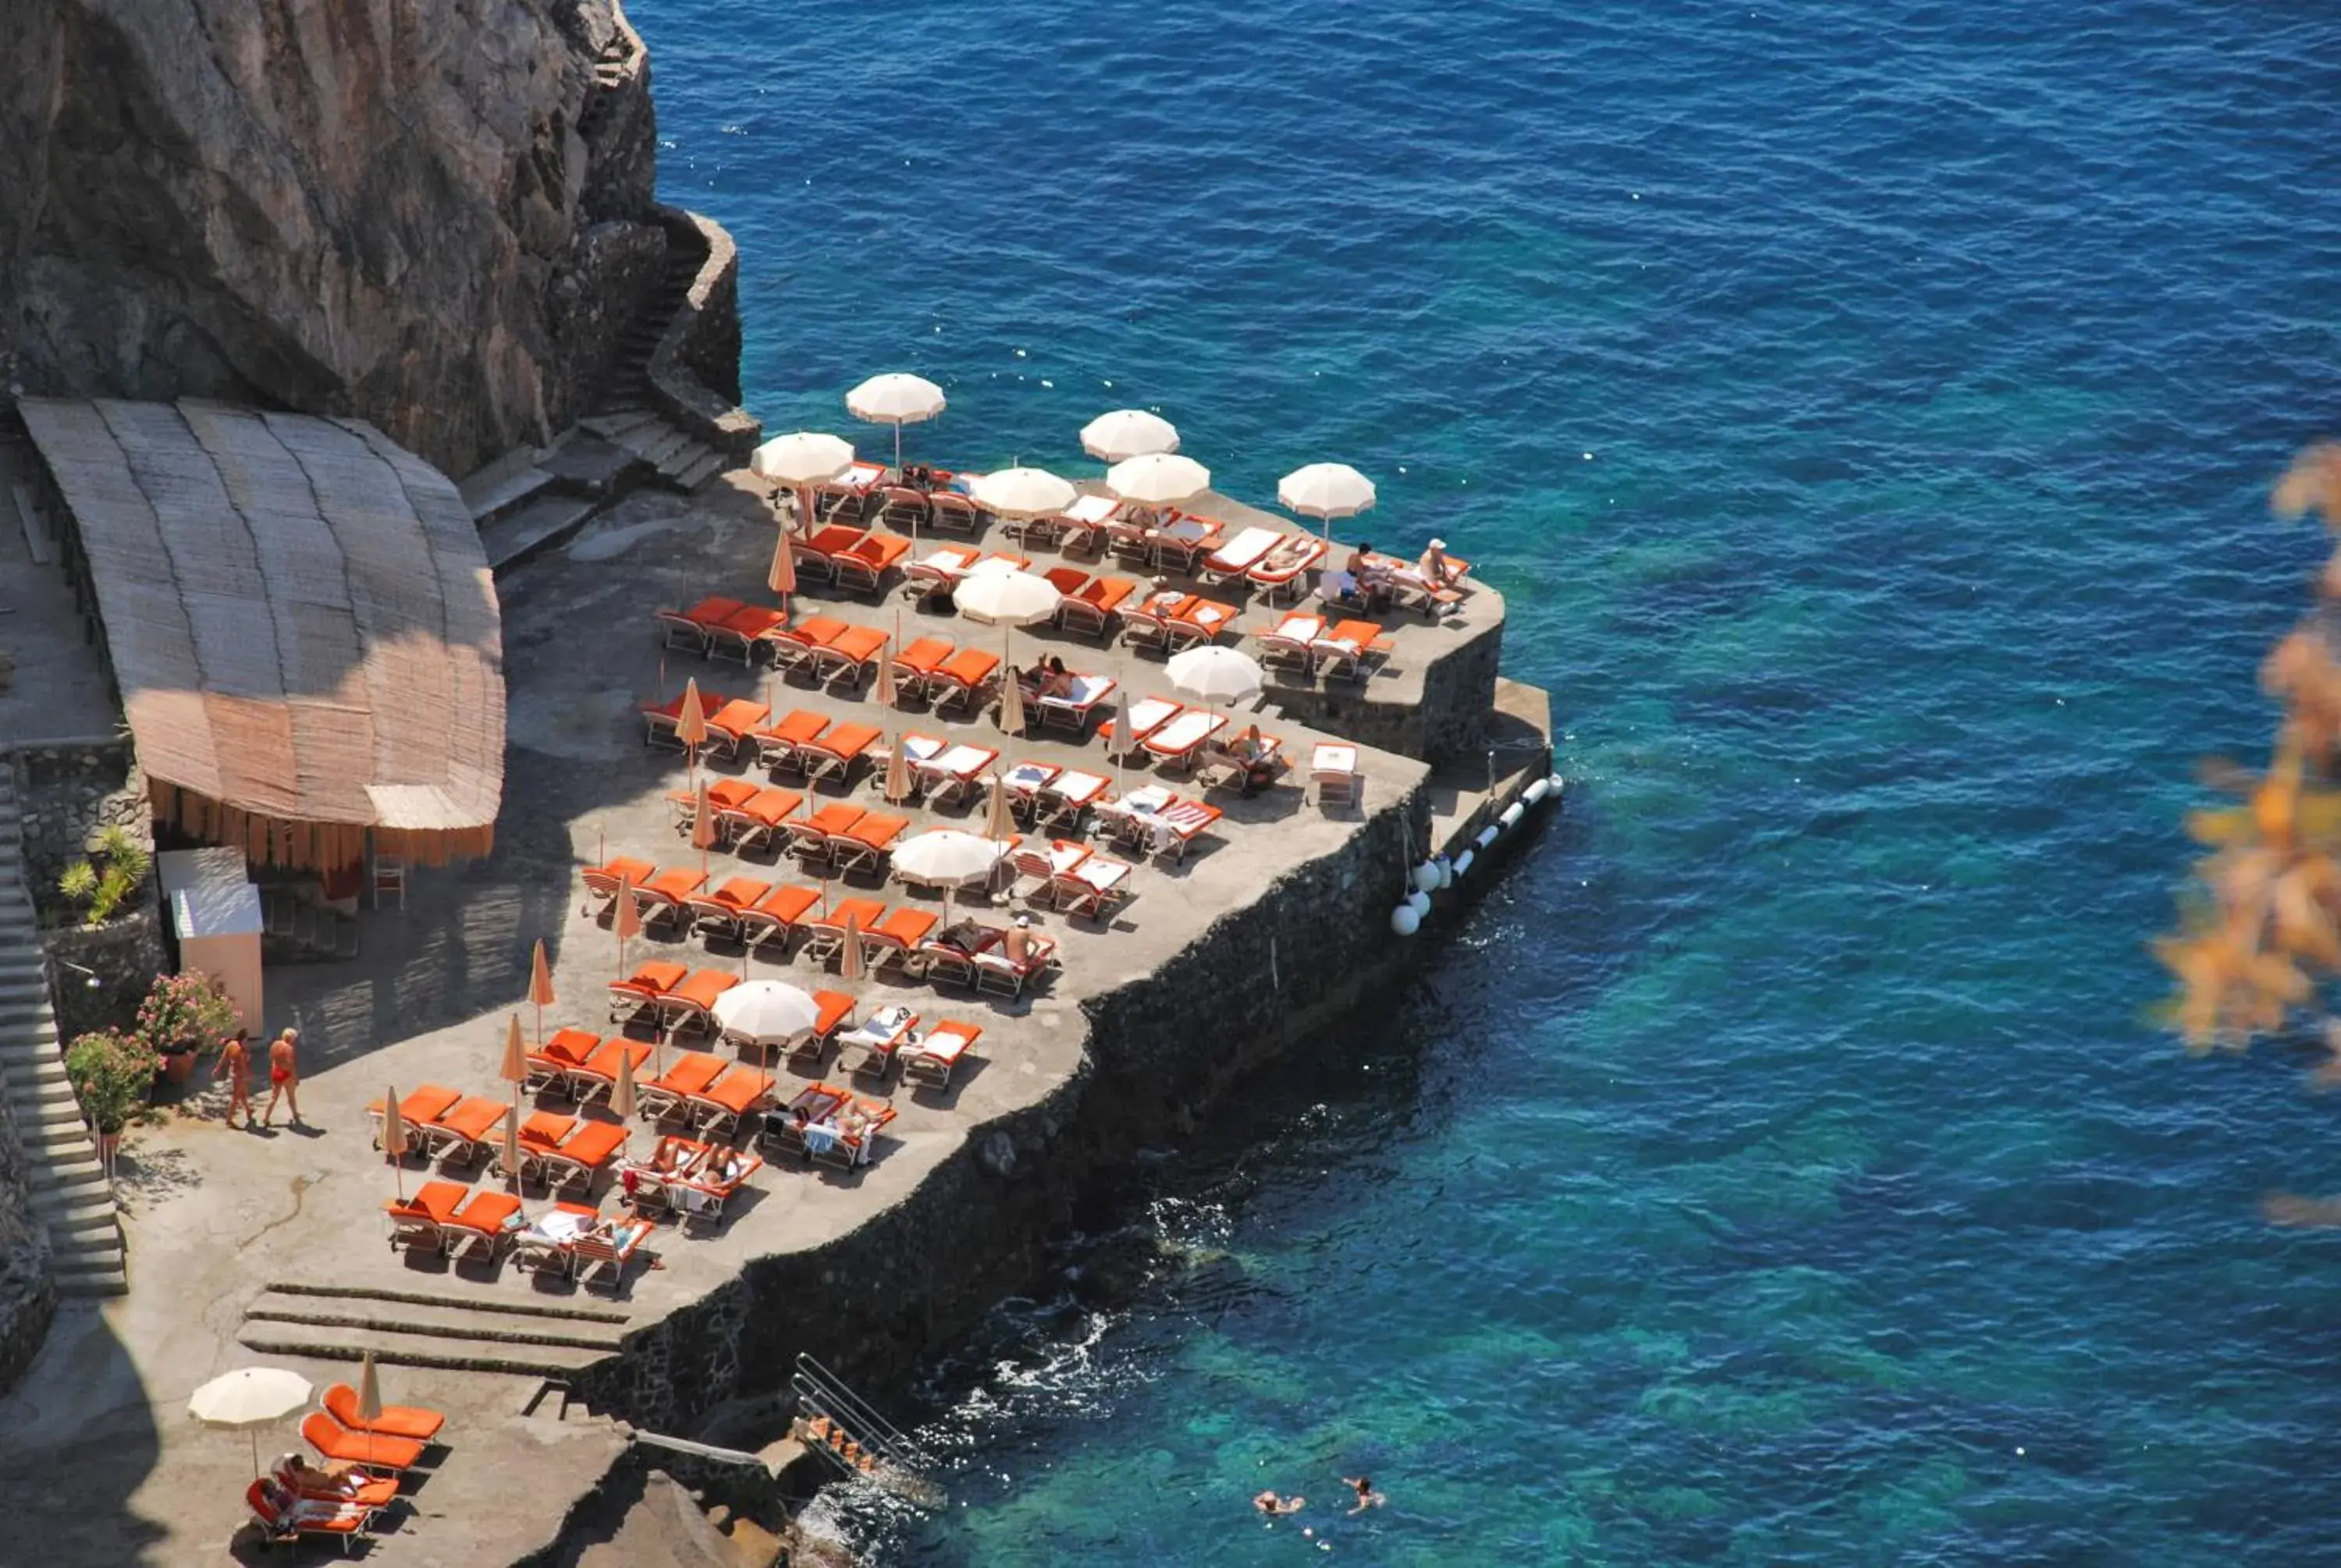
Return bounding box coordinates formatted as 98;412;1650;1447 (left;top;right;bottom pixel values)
580;408;725;494
0;771;125;1297
237;1282;631;1378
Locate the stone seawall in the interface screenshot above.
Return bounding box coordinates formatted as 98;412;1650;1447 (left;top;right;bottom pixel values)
1266;586;1507;767
571;778;1429;1434
645;207;760;461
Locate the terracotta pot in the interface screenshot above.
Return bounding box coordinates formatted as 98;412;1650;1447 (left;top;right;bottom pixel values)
94;1130;121;1164
161;1049;196;1084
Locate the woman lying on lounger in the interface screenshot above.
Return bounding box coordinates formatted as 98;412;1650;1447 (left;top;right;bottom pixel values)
277;1454;371;1499
1226;725;1277;798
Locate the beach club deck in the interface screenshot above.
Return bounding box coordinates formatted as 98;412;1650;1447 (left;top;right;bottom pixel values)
0;455;1535;1562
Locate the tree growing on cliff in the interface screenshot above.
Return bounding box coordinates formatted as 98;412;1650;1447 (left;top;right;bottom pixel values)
2158;443;2341;1220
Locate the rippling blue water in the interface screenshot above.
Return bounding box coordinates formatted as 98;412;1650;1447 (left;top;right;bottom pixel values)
629;0;2341;1559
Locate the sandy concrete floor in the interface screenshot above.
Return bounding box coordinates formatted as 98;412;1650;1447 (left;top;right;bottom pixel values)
0;474;1443;1566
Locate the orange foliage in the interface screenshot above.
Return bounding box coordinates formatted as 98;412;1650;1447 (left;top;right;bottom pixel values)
2158;449;2341;1061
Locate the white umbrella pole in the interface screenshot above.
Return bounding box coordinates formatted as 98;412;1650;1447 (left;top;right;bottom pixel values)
251;1428;261;1479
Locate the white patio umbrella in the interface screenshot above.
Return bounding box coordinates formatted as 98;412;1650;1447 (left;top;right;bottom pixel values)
971;466;1077;521
751;431;855;534
954;570;1063;730
190;1365;314;1476
1081;409;1179;463
1277;462;1376;537
1165;644;1266;706
845;373;947;475
712;979;822;1048
1107;452;1210;514
894;828;1013;924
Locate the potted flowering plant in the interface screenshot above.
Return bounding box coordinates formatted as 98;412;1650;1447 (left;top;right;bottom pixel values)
64;1029;159;1162
137;971;240;1084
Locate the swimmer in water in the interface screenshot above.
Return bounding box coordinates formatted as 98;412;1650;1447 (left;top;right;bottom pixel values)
1344;1475;1385;1516
1253;1490;1305;1517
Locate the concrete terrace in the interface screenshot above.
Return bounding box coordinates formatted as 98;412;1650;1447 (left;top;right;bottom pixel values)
0;466;1478;1564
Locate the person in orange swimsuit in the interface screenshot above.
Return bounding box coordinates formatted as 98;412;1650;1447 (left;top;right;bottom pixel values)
211;1028;253;1128
261;1027;301;1128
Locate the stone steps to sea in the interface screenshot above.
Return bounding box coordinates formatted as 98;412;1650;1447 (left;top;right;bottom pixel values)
236;1281;632;1378
0;769;126;1297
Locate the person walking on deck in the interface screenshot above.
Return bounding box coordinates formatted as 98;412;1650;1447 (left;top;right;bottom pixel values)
261;1027;302;1128
212;1028;254;1128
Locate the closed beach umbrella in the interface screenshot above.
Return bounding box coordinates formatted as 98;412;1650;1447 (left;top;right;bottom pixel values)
883;731;912;806
1277;462;1376;537
838;912;865;983
614;870;641;971
691;777;718;874
986;772;1015;843
355;1353;383;1426
752;430;855;534
971;466;1077;521
499;1014;528;1090
189;1365;313;1477
846;373;946;474
1108;685;1135;791
999;661;1028;739
1081;409;1179;463
1166;644;1266;707
499;1101;523;1193
380;1084;408;1201
712;978;822;1047
875;617;899;708
768;525;798;608
611;1043;638;1122
1107;452;1210;512
676;679;709;783
528;939;555;1045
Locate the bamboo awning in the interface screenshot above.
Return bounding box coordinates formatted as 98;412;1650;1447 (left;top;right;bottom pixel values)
16;397;505;867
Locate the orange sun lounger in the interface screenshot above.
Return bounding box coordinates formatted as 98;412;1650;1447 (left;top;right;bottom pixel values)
324;1382;445;1443
1034;768;1111;831
889;635;957;701
582;855;658;917
1246;533;1328;602
804;897;887;969
768;614;851;677
657;967;741;1037
809;623;890;687
790;523;866;584
719;786;805;854
833;1006;919;1081
781;991;858;1069
926;648;1001;716
1140;708;1229;769
541;1117;633;1192
636;1051;730;1124
383;1179;468;1254
812;1096;897;1170
1057;574;1137;639
760;1082;854;1157
368;1084;462;1150
609;960;689;1026
705;603;790;666
421;1096;510;1166
975;934;1060;998
685;1064;777;1138
567;1037;653;1108
832;531;913;595
669;776;761;836
684;876;774;942
858;906;939;975
654;594;745;655
632;866;709;930
1098;696;1182;760
246;1477;381;1549
736;882;825;952
441;1188;526;1261
787;801;869;864
902;1019;983;1089
799;721;884;786
525;1029;600;1096
831;811;909;876
751;708;832;773
496;1108;578;1183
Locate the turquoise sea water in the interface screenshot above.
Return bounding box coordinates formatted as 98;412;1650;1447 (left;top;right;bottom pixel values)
628;1;2341;1560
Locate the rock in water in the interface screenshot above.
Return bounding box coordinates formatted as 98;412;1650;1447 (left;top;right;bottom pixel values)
0;0;704;477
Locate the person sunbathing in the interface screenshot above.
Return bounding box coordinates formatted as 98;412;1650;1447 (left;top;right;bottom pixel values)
1034;655;1076;701
1418;537;1463;587
277;1454;367;1499
1226;725;1277;797
1004;917;1036;966
1344;543;1394;611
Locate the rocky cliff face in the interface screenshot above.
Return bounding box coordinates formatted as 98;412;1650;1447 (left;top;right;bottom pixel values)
0;0;677;478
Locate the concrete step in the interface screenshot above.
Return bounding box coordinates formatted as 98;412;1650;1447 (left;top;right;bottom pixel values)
631;427;691;469
580;410;661;442
480;495;602;577
236;1318;623;1378
656;438;714;480
53;1263;127;1299
28;1155;106;1190
672;449;726;494
460;464;560;527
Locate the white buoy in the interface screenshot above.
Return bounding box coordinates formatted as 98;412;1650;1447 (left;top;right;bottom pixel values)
1452;848;1475;878
1389;903;1421;936
1522;778;1553;807
1498;801;1525;829
1476;825;1500;849
1412;860;1442;893
1436;853;1455;890
1406;889;1432;916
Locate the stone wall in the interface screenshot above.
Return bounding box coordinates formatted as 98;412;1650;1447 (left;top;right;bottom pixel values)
645;208;760;460
0;1090;55;1398
0;0;698;480
9;742;146;930
573;779;1427;1433
45;910;166;1045
1266;591;1506;767
545;221;669;435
